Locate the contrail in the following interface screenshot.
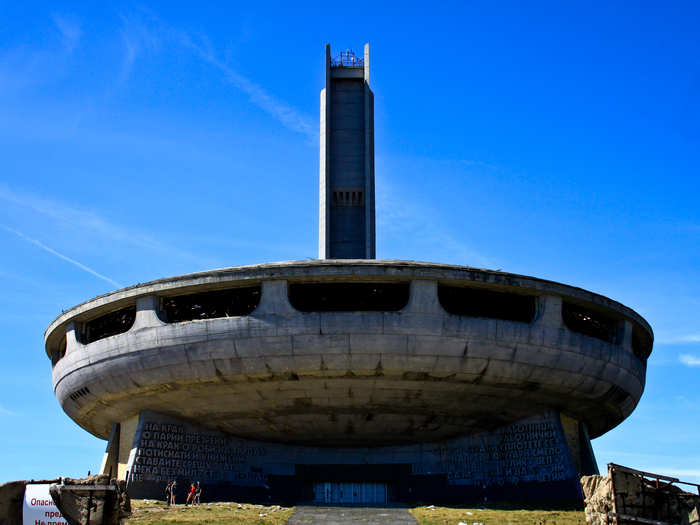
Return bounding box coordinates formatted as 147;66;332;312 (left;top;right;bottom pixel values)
2;226;123;288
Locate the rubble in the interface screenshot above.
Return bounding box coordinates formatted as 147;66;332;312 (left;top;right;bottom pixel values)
581;464;700;525
49;474;131;525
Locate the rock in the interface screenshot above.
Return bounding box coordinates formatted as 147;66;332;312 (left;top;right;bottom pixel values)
0;481;29;525
580;474;612;525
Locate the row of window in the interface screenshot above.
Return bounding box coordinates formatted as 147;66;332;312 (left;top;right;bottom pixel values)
52;282;652;362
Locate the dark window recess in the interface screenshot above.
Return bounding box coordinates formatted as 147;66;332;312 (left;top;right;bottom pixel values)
69;387;91;402
78;306;136;344
332;189;364;207
161;286;261;323
631;325;653;360
438;286;536;323
288;283;409;312
562;302;619;344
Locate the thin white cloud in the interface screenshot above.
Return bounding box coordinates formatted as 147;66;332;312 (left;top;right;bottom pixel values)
118;12;315;139
53;14;82;53
0;184;209;267
180;34;316;139
377;176;494;268
645;468;700;485
679;354;700;367
117;14;161;86
657;333;700;345
0;404;16;416
2;226;123;288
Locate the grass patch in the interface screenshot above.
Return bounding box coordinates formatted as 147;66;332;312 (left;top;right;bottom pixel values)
410;505;586;525
125;499;294;525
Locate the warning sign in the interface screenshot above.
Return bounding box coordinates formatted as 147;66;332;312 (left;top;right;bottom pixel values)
23;484;68;525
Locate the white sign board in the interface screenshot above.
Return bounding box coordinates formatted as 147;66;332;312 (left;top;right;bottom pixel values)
23;484;68;525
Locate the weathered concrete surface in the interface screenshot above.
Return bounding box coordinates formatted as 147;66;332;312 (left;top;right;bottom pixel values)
50;475;130;525
46;261;651;444
287;506;417;525
0;480;28;525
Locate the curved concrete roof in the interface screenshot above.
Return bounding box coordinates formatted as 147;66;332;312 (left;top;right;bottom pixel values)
45;259;652;353
46;260;653;446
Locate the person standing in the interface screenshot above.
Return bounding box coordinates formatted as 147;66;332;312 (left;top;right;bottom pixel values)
170;480;177;505
194;482;202;505
186;482;196;506
165;481;172;506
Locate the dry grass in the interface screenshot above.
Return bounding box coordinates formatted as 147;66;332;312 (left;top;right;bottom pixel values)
125;499;294;525
125;499;586;524
410;505;586;525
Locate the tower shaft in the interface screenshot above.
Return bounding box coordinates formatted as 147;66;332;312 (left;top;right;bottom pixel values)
319;43;375;259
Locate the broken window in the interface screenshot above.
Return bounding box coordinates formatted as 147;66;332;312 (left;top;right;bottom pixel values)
438;285;536;323
78;306;136;344
288;282;409;312
160;286;261;323
562;301;619;344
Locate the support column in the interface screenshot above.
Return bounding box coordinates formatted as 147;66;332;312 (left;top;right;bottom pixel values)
255;280;295;315
64;321;83;355
132;295;166;330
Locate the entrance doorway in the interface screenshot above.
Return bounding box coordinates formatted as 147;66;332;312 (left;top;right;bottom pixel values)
312;482;387;504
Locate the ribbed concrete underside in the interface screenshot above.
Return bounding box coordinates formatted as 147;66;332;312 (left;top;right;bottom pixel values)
65;374;603;446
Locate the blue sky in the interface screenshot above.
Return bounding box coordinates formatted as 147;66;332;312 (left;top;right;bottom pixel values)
1;2;699;485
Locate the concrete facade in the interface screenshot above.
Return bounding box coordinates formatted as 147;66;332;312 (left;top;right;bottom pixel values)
319;44;375;259
45;259;652;502
46;260;650;449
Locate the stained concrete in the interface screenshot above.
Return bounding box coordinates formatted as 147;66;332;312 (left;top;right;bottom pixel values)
46;261;651;444
287;506;417;525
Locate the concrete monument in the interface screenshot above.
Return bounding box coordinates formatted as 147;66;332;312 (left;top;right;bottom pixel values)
44;44;653;504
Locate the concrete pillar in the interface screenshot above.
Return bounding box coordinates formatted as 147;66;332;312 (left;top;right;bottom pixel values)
363;42;375;259
319;44;331;259
132;295;166;330
99;423;120;478
403;280;442;314
255;280;296;315
535;295;563;329
621;319;633;350
118;415;139;481
64;321;83;355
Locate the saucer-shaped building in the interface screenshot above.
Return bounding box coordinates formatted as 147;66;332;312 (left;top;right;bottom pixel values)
45;44;652;504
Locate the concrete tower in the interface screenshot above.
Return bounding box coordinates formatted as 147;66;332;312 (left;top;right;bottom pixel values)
319;43;375;259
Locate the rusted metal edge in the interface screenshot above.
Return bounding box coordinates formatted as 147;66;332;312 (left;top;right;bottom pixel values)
609;463;680;483
609;462;700;492
609;464;620;525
